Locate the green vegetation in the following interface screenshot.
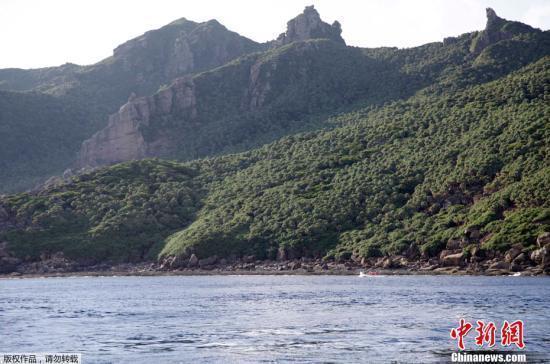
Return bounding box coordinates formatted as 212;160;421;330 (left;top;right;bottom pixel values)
1;161;203;262
1;57;548;263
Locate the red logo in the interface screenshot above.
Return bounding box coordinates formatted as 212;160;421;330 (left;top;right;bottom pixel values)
450;319;473;350
475;320;496;347
501;320;525;349
451;319;525;350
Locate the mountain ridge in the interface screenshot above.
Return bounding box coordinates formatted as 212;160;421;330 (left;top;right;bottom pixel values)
75;7;549;170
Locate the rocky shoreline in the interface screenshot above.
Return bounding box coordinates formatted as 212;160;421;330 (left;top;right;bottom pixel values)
2;232;549;279
1;256;548;280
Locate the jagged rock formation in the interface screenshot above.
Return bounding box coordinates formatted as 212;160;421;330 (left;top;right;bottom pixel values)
76;7;352;169
79;77;197;167
470;8;539;54
272;5;344;47
2;6;549;194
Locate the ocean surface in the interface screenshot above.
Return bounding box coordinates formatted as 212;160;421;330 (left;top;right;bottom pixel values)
1;275;548;363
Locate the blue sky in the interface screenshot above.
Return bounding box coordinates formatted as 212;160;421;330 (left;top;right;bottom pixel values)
1;0;549;69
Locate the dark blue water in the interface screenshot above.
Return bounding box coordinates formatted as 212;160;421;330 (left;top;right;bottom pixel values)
0;275;548;363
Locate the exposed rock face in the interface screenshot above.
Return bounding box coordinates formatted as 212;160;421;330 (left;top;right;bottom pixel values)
79;77;197;167
79;36;357;168
273;5;344;47
247;59;273;110
530;246;550;272
470;8;538;54
504;244;523;263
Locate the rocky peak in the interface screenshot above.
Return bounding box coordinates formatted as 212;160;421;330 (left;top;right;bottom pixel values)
485;8;499;25
470;7;538;54
273;5;345;47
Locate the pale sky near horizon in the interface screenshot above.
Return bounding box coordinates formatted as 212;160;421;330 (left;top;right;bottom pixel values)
1;0;549;69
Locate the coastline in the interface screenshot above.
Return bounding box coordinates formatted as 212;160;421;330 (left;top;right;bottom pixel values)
2;261;547;280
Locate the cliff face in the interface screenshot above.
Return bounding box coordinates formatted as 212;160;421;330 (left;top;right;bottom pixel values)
74;19;265;165
272;5;344;47
77;6;549;170
78;77;197;167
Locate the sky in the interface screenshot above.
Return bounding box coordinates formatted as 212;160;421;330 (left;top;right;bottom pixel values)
1;0;549;69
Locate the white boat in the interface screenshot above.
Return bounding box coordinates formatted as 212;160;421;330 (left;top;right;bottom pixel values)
358;271;381;277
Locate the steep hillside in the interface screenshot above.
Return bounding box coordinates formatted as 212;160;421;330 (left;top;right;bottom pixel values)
161;57;550;263
1;57;548;274
78;39;418;167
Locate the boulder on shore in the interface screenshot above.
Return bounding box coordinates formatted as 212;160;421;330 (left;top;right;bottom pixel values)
488;261;510;271
505;244;523;263
442;252;464;267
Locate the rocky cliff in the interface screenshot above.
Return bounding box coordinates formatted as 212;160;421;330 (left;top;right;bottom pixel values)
77;39;380;169
77;7;353;168
77;7;550;170
79;77;197;167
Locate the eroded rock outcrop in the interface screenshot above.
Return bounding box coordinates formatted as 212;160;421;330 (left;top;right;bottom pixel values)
470;8;539;54
272;5;344;47
78;77;197;167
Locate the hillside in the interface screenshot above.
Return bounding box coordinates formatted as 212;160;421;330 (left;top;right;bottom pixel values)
1;55;548;275
0;17;262;193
